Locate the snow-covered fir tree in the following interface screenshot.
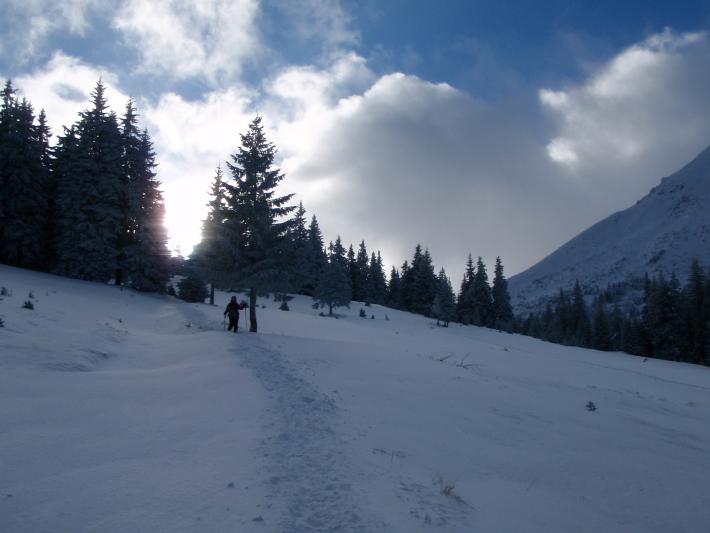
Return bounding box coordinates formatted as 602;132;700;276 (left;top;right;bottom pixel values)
222;116;295;332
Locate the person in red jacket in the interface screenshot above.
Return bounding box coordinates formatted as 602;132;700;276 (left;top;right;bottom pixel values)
224;296;241;332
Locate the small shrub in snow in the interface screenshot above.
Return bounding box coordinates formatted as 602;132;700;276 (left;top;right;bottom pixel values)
22;300;34;310
385;314;389;321
279;300;289;311
359;308;366;318
586;401;597;412
1;286;10;296
0;317;4;328
166;284;176;296
28;291;34;299
371;315;375;319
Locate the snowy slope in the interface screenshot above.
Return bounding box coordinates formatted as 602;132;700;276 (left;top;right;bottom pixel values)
2;264;710;532
509;145;710;313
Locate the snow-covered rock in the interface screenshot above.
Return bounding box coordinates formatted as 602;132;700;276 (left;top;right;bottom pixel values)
509;145;710;314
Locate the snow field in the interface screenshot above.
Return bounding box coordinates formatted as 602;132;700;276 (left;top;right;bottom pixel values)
1;264;710;532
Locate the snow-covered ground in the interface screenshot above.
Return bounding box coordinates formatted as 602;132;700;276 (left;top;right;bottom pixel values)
1;264;709;532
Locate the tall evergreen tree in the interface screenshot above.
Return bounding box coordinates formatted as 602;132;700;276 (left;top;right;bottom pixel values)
193;165;228;304
0;82;50;269
347;244;358;300
118;100;169;291
222;116;295;332
288;201;310;294
684;259;707;363
468;257;493;327
457;254;476;324
314;240;352;315
432;268;456;326
491;256;513;331
355;240;371;302
303;214;327;296
369;251;387;304
386;266;401;308
54;81;124;282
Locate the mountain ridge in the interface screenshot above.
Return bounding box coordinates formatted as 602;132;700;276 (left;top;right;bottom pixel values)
509;144;710;313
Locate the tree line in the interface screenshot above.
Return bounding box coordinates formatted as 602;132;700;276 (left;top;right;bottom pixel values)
187;116;515;331
516;260;710;365
0;79;169;291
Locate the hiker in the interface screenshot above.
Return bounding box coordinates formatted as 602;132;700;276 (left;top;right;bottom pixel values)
224;296;241;332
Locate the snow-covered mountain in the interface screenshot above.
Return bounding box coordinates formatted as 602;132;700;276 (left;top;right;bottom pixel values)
509;145;710;314
2;264;710;532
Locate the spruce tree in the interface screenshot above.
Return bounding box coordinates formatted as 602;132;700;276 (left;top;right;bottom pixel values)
491;256;513;331
0;84;50;270
347;244;359;299
193;165;228;304
457;254;476;324
386;267;401;308
222;116;294;332
369;251;387;304
432;268;456;326
468;257;493;327
115;99;170;292
54;81;124;282
685;259;707;363
303;215;327;296
355;241;371;303
591;297;611;350
288;201;310;294
314;240;352;315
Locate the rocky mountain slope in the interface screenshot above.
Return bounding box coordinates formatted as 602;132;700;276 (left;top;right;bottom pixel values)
509;145;710;313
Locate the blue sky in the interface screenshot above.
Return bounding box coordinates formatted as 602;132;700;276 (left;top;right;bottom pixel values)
2;1;710;280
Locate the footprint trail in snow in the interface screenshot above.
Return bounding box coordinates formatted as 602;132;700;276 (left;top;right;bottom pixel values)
237;337;387;532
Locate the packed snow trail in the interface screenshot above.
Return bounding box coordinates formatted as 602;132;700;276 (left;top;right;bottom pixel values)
235;335;386;532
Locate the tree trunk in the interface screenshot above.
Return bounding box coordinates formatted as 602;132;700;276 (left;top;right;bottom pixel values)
209;279;215;305
249;287;258;332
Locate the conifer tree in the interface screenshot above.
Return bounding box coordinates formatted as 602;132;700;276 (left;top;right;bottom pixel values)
314;240;352;315
303;215;327;296
432;268;456;326
121;102;169;292
193;165;229;304
54;81;124;282
685;259;707;363
355;241;371;303
457;254;476;324
288;201;310;294
468;257;493;326
347;244;358;299
386;267;401;308
411;247;437;316
369;251;387;304
222;116;295;332
591;297;611;350
570;280;591;346
0;83;50;270
491;256;513;331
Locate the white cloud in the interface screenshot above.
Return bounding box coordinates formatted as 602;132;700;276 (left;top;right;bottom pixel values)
112;0;262;83
0;0;103;62
14;52;128;135
540;29;710;195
